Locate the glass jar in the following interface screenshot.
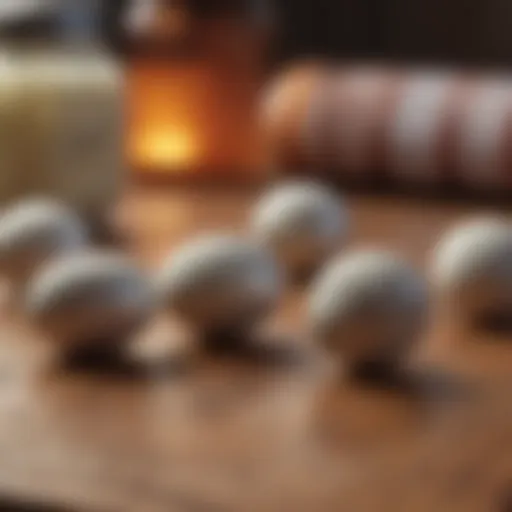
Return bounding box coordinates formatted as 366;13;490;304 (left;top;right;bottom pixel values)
123;0;272;181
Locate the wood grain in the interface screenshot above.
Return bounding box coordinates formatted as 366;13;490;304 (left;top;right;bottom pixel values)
0;186;511;512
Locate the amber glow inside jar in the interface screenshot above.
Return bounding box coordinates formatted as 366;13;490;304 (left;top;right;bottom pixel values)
123;0;271;181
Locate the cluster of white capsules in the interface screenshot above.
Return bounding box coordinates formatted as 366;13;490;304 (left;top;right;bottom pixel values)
153;181;347;346
0;183;350;365
0;197;154;362
248;181;512;377
306;201;512;377
248;181;427;376
5;184;509;378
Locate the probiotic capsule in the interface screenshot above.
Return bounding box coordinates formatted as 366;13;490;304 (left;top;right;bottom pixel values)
309;250;427;371
25;250;154;350
431;217;512;323
251;181;348;280
0;198;88;291
157;234;282;336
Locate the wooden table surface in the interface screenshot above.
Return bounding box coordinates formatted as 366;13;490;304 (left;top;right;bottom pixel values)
0;186;512;512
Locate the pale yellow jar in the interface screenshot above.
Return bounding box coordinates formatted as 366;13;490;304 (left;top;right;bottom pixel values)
0;45;124;231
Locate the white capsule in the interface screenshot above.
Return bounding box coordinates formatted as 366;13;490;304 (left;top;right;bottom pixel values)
250;181;349;279
157;234;282;334
309;250;427;369
0;198;88;288
430;217;512;320
25;250;154;347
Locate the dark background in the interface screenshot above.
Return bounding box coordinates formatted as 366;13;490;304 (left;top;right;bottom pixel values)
275;0;512;68
101;0;512;69
5;1;512;70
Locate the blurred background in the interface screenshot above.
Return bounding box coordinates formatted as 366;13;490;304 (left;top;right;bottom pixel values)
277;0;512;68
4;0;512;67
2;0;512;196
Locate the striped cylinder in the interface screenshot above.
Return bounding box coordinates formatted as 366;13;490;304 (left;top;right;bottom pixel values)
263;62;512;191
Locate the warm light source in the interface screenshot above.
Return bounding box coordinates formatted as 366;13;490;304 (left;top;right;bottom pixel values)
123;0;271;181
126;59;209;174
137;129;198;171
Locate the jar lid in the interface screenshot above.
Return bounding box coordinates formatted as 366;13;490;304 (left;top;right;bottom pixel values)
118;0;273;56
124;0;272;28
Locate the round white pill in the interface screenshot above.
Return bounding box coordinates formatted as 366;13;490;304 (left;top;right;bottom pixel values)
430;217;512;320
25;250;154;347
157;234;282;333
309;250;427;368
0;198;88;287
250;181;349;278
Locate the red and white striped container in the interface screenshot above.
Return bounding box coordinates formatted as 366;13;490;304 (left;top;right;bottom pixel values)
263;62;512;192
